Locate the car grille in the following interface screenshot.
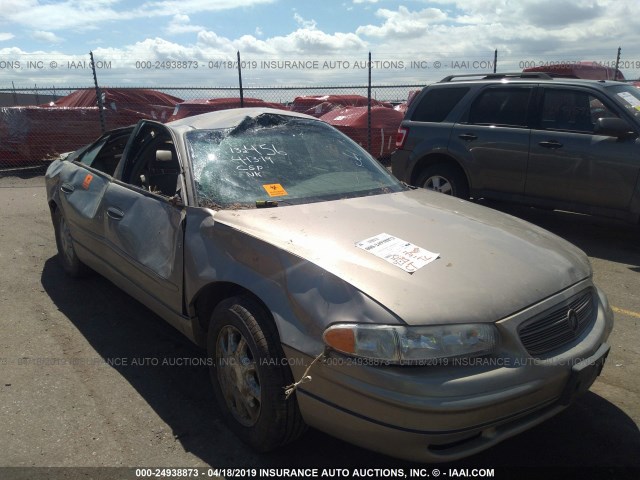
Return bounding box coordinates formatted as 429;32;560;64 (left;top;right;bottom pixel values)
518;289;595;357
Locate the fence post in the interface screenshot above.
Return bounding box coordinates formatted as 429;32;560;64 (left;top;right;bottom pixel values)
11;81;18;105
34;84;40;105
493;49;498;73
367;51;372;154
614;47;621;80
237;51;244;107
90;51;106;134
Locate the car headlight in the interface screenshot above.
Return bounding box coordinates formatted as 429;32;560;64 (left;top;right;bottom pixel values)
323;323;499;364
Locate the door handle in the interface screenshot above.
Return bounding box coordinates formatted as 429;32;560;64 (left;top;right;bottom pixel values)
60;183;74;194
538;140;563;149
458;133;478;141
106;207;124;220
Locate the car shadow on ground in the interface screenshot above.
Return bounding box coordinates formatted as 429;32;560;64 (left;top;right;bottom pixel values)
475;200;640;269
0;164;48;179
41;257;640;475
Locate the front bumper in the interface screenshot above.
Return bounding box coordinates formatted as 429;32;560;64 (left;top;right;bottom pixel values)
285;281;613;462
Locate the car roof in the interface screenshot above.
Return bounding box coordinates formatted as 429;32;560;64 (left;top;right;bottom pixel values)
434;73;629;89
166;107;319;131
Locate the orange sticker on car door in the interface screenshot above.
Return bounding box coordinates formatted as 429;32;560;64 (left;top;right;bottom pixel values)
82;173;94;190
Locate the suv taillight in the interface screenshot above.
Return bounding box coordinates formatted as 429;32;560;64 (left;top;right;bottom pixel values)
396;126;409;149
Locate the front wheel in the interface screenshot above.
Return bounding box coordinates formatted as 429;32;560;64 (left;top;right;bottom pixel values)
417;163;469;199
207;295;306;451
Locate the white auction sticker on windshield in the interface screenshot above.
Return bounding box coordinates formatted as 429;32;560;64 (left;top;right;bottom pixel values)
617;91;640;108
356;233;439;273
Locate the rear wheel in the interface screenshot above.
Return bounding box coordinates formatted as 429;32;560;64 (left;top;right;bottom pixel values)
53;208;89;277
207;295;306;451
417;163;469;199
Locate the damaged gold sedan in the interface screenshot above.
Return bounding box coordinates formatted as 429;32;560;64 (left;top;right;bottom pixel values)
45;108;613;462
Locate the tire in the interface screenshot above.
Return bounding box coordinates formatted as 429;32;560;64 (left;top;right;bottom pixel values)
417;163;469;199
207;295;306;451
52;208;90;277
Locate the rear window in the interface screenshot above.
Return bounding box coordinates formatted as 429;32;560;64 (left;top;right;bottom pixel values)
411;87;469;122
469;87;532;127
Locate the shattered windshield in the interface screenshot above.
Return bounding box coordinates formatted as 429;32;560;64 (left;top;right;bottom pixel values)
185;114;404;208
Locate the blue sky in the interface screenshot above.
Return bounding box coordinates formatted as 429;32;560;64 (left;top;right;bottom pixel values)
1;0;638;87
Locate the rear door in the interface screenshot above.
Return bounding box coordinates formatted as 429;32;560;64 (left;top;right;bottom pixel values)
526;86;640;209
449;85;535;195
99;121;186;314
55;129;131;266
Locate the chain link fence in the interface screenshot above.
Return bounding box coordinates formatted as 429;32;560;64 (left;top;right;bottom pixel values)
2;46;638;172
0;84;423;171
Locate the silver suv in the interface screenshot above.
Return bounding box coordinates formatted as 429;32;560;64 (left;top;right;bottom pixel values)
391;73;640;222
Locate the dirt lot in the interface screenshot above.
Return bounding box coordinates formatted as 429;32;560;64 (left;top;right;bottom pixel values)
1;171;639;479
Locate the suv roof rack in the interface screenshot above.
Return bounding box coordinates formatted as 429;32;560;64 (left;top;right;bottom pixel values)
439;72;553;82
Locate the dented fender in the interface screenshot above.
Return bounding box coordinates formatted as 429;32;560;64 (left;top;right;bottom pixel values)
183;207;401;355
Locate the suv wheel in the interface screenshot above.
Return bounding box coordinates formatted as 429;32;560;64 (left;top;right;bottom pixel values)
417;163;469;199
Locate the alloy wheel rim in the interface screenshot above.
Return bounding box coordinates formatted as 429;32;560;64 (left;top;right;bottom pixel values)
216;324;261;427
425;175;453;195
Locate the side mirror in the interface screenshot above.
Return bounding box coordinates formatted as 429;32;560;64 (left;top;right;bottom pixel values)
594;117;637;139
156;150;174;162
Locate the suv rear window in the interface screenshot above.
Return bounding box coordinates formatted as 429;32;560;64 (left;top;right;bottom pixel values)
411;87;469;122
469;87;532;127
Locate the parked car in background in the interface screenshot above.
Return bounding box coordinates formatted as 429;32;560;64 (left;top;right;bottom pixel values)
168;97;288;122
523;61;624;80
290;94;392;117
0;88;181;166
46;108;612;462
320;105;403;159
392;73;640;222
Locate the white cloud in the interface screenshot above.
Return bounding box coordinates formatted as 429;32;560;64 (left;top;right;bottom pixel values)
135;0;275;17
31;30;63;44
522;0;603;26
117;37;200;61
165;14;204;35
352;1;640;60
5;0;122;31
293;13;317;30
197;31;234;51
2;0;640;86
234;35;274;55
356;6;448;38
194;20;367;57
278;28;366;53
1;0;275;32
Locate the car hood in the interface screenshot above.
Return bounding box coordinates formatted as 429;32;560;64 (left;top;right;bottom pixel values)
213;189;591;325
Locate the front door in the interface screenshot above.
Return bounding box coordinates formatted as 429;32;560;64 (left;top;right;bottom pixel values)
99;121;186;315
527;86;640;210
